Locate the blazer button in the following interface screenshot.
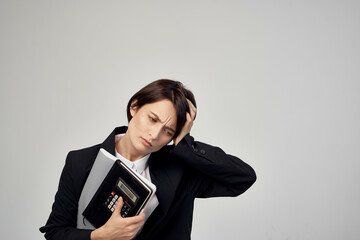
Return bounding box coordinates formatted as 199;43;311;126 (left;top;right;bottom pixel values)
200;149;206;154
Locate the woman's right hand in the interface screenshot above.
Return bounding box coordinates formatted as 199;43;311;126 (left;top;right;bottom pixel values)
173;99;197;146
90;197;145;240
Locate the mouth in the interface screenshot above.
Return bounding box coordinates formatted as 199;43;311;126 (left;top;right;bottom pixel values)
141;137;152;147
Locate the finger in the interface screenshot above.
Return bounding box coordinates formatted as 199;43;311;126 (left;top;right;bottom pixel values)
125;213;146;225
130;220;145;234
187;99;197;120
130;216;145;228
128;216;145;233
112;196;124;217
138;212;145;221
186;112;192;123
187;99;196;112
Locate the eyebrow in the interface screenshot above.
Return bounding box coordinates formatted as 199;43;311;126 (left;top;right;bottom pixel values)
150;111;176;133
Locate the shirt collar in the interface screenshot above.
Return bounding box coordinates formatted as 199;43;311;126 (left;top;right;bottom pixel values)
114;134;150;174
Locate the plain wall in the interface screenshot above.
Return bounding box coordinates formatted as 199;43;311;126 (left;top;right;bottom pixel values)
1;0;359;239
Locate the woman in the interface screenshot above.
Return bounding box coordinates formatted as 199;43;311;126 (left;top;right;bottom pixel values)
40;79;256;240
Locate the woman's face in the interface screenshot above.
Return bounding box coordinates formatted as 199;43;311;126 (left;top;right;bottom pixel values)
126;99;177;158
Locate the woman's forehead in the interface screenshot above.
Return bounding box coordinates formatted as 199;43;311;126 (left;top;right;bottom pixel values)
143;100;177;124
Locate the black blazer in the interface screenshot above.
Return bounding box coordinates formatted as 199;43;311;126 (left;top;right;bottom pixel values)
40;126;256;240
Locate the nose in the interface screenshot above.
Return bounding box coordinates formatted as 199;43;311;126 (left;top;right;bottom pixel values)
149;125;162;140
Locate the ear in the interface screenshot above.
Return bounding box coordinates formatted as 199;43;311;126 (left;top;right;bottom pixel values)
130;100;138;117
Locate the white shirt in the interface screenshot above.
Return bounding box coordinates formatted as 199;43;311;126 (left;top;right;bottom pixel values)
114;134;159;224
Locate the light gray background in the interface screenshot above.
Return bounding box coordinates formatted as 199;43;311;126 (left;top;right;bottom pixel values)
1;1;359;239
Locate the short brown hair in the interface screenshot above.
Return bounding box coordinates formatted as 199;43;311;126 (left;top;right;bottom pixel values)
127;79;196;139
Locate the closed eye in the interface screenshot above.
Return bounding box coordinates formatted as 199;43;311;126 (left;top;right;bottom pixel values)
165;129;173;136
149;115;157;122
164;127;175;137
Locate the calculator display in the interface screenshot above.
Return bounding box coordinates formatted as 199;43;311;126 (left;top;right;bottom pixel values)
117;180;137;203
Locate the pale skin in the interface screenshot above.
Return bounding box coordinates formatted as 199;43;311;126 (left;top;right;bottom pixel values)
91;99;197;240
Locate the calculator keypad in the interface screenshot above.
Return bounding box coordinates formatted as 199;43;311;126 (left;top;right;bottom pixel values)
104;191;132;217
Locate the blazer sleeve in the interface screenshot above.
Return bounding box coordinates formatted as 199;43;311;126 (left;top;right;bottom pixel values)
170;134;256;198
39;152;92;240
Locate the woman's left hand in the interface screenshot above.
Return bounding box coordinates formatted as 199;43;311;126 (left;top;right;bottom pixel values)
174;99;197;146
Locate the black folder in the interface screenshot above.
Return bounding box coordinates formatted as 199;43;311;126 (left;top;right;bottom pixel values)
83;159;155;228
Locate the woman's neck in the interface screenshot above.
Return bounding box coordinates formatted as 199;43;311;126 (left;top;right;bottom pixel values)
115;134;143;162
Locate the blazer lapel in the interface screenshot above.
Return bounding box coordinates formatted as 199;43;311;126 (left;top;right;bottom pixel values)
137;147;184;239
149;150;184;214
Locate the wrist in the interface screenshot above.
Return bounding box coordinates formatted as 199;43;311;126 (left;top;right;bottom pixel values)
174;133;190;146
